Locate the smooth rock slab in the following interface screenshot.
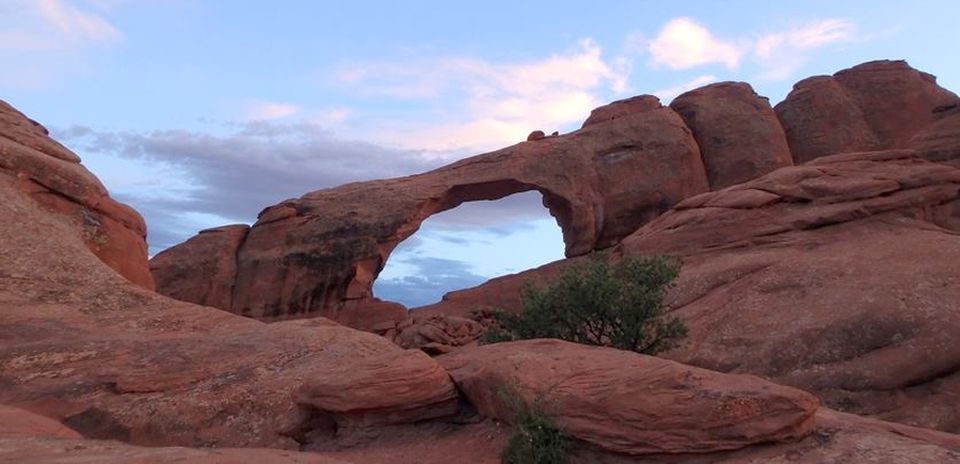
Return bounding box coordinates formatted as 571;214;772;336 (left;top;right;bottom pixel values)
439;339;819;456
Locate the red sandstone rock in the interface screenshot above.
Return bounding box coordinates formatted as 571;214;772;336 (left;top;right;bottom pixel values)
776;60;959;163
671;81;794;189
0;172;457;449
835;60;959;148
439;339;819;456
526;130;545;141
422;149;960;434
0;99;153;289
1;437;352;463
0;405;81;439
149;224;249;310
607;409;960;463
294;348;458;428
4;97;960;464
618;150;960;433
911;103;960;165
384;314;487;354
159;103;707;321
580;94;662;127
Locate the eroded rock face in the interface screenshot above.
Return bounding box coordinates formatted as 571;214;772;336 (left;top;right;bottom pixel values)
422;148;960;434
4;98;960;464
0;405;353;463
149;224;249;310
618;149;960;433
671;82;794;189
152;61;960;327
0;100;154;289
776;60;960;163
440;339;819;456
581;94;662;127
155;103;708;321
0;170;457;449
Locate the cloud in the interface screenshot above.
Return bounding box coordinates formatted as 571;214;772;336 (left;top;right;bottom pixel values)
753;19;857;81
35;0;121;43
652;75;718;102
55;123;564;255
334;39;629;153
0;0;121;51
242;101;301;121
0;0;122;88
54;122;444;251
373;256;488;307
647;17;745;70
635;17;857;82
754;19;856;59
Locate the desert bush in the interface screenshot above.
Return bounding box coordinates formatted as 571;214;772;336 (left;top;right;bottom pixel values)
486;253;686;355
499;388;569;464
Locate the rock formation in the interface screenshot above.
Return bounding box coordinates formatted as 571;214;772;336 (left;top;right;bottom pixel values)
0;100;153;289
776;60;959;163
440;339;820;456
670;81;795;188
149;224;250;309
154;100;710;322
420;147;960;432
4;63;960;462
152;60;958;331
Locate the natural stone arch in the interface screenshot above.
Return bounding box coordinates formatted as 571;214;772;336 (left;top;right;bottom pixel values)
153;98;713;325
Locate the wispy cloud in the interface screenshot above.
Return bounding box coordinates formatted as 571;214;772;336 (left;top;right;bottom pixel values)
0;0;122;88
334;39;629;153
647;17;746;70
54;122;442;251
633;17;858;82
753;19;858;80
0;0;121;51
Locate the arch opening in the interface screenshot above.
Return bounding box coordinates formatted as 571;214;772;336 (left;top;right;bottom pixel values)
372;190;566;308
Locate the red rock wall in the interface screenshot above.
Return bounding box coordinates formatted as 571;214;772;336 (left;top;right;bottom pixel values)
0;100;154;290
152;59;960;332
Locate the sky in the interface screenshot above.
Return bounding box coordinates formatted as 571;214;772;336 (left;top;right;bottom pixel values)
3;1;959;307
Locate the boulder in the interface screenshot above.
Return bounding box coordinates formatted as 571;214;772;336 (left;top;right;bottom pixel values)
776;60;960;163
774;75;881;163
670;82;794;189
149;224;249;310
439;339;819;456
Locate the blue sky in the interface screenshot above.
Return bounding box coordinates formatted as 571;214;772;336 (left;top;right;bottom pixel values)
3;1;959;307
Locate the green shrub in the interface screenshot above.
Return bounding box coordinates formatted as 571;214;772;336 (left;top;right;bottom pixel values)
499;388;569;464
487;253;687;355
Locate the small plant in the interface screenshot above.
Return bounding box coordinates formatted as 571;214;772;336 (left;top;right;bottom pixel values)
488;253;687;355
481;325;515;344
499;387;569;464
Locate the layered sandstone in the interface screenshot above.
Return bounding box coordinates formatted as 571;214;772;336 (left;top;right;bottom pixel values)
0;172;458;449
671;81;794;188
155;100;710;321
0;100;154;289
775;60;959;163
423;148;960;432
153;60;959;329
440;339;819;456
4;97;960;463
